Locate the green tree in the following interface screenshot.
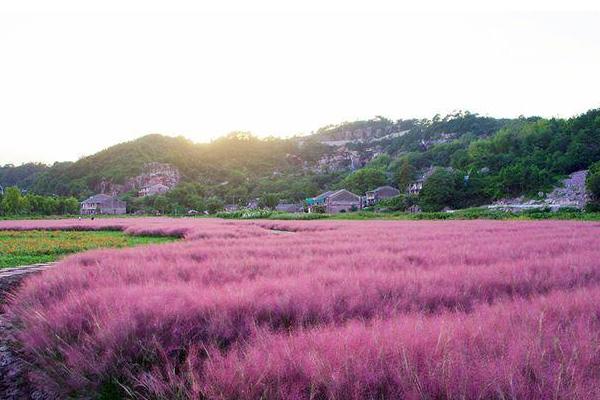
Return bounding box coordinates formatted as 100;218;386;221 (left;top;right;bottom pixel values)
367;154;391;171
61;197;80;214
586;161;600;200
339;168;386;194
259;193;279;209
152;195;170;214
419;168;461;211
1;186;26;215
395;159;414;192
204;196;224;214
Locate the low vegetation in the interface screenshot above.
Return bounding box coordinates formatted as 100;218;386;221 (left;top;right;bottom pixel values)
3;218;600;399
0;186;79;217
0;230;176;268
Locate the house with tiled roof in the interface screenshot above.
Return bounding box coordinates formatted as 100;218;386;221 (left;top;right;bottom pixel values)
365;186;400;206
80;194;126;215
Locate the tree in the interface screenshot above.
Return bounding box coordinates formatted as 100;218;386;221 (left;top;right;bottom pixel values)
259;193;279;209
61;197;80;214
339;168;386;194
1;186;26;215
395;159;414;192
419;168;461;212
367;154;391;171
152;195;170;214
204;196;224;214
586;161;600;201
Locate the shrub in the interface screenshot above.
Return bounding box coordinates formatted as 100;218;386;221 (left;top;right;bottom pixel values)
216;209;273;219
586;161;600;210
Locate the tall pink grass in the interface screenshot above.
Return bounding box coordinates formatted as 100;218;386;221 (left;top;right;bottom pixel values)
2;218;600;399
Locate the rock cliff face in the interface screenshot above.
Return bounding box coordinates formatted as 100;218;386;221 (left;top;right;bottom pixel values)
124;162;181;192
97;163;181;196
545;170;588;209
489;170;589;211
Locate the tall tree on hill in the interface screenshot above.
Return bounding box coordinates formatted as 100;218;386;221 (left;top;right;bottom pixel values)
395;159;413;192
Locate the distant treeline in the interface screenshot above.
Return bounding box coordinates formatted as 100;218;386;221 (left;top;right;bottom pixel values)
0;186;79;216
1;109;599;213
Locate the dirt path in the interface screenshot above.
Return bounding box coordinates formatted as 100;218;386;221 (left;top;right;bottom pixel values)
0;264;55;400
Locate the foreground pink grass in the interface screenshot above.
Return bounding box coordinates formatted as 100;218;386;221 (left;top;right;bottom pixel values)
2;218;600;399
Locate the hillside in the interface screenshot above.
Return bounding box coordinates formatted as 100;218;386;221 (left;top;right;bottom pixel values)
1;108;599;212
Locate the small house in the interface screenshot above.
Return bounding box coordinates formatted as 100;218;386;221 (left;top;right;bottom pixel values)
365;186;401;206
139;183;170;197
80;194;126;215
324;189;362;213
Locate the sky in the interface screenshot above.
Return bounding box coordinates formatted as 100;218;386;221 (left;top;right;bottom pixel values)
0;0;599;165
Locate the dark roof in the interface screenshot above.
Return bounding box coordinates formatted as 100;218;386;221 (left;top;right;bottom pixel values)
367;186;400;195
328;189;361;202
314;191;334;200
275;203;303;212
81;194;114;204
367;186;400;196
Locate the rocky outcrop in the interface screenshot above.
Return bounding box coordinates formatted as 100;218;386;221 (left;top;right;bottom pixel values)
545;170;588;209
489;170;589;212
125;162;180;192
98;162;181;196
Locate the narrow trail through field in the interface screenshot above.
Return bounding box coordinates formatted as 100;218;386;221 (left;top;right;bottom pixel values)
0;263;55;399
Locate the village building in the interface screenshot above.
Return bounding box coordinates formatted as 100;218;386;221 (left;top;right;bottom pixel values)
324;189;362;213
275;202;304;213
365;186;401;206
305;191;334;213
224;204;239;212
408;181;423;195
80;194;126;215
246;198;260;209
138;183;170;197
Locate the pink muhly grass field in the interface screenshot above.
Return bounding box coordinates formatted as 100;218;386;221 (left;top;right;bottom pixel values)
2;218;600;399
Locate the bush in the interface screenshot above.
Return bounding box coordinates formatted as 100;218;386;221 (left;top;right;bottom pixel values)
215;209;273;219
376;194;418;212
586;161;600;210
270;212;329;220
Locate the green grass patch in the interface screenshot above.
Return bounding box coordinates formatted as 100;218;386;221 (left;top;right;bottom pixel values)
0;230;177;269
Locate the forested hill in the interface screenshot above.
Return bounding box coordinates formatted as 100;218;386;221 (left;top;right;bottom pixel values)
1;108;599;211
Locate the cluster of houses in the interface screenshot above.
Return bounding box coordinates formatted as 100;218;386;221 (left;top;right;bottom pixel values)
79;181;420;215
304;185;401;214
78;185;411;215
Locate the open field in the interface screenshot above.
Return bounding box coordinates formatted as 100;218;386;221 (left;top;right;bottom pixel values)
1;218;600;399
0;230;177;268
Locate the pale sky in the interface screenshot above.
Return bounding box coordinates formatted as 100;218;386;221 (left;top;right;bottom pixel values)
1;0;599;165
